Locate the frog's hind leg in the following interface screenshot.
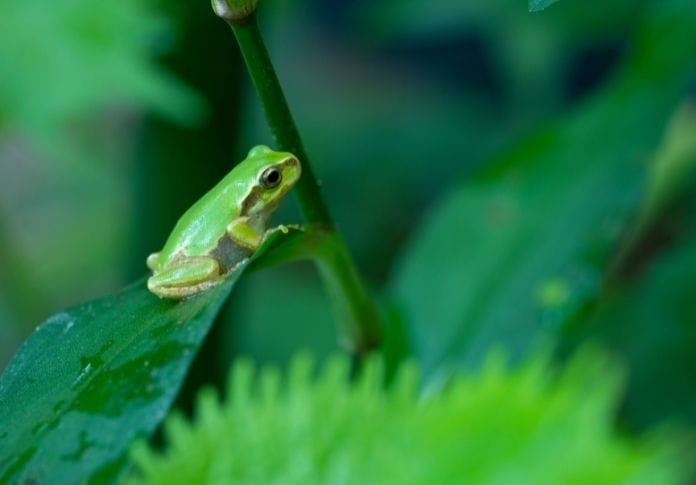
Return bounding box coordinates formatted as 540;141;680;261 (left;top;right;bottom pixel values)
147;256;222;299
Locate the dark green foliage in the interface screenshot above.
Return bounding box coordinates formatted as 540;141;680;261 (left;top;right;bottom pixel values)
529;0;560;12
1;0;695;482
582;236;696;429
0;231;298;482
391;0;696;375
0;279;235;483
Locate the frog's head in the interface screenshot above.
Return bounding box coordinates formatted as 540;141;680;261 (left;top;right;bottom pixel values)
240;145;302;216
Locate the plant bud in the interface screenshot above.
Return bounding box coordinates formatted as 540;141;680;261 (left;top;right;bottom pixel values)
211;0;257;23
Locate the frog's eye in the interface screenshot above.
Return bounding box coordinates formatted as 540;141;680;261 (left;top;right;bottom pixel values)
260;167;282;189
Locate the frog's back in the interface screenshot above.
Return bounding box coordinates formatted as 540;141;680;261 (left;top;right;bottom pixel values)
156;177;245;265
152;146;293;268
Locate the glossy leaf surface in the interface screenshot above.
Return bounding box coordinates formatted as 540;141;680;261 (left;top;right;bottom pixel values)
0;229;298;483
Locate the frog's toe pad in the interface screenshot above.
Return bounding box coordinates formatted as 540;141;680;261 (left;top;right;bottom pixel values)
147;276;224;300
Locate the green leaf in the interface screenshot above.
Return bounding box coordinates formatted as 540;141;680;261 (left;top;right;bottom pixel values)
640;100;696;224
0;229;298;483
360;0;638;40
0;0;203;142
607;99;696;278
129;350;690;484
529;0;560;12
580;234;696;428
0;279;233;484
356;0;641;102
391;0;696;374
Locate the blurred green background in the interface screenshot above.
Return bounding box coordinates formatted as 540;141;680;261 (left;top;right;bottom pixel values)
1;0;694;431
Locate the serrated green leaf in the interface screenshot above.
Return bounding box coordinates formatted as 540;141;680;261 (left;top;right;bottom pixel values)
391;0;696;375
0;229;299;483
529;0;560;12
0;0;203;142
129;350;690;484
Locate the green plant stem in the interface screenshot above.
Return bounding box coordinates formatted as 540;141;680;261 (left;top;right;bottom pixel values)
231;14;328;224
226;13;381;353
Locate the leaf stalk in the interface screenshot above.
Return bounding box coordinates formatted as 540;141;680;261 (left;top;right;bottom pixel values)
218;10;381;353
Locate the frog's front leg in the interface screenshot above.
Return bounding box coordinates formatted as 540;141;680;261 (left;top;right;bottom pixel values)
147;256;221;299
146;252;160;271
227;216;264;251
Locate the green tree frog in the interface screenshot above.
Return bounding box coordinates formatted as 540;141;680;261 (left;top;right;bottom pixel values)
146;145;301;299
